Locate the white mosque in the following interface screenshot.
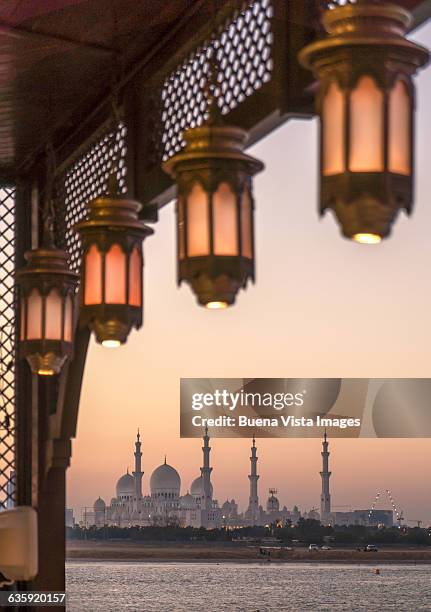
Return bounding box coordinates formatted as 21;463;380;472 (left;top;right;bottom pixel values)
86;430;392;530
90;428;223;529
87;428;315;530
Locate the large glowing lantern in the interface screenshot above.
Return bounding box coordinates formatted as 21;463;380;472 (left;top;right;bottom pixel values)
16;246;78;376
299;1;429;243
74;176;153;346
163;118;263;308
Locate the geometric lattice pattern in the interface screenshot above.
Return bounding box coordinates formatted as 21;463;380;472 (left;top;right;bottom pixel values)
160;0;273;161
55;122;128;275
0;186;16;509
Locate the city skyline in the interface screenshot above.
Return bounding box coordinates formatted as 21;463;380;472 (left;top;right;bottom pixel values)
71;428;425;526
67;20;431;527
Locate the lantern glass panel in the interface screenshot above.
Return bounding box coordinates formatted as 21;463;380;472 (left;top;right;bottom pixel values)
105;244;126;304
85;244;102;305
213;182;238;256
349;76;384;172
128;247;142;307
45;288;62;340
64;294;73;342
27;288;42;340
389;79;411;175
177;197;185;260
323;81;345;176
187;183;210;257
241;186;253;259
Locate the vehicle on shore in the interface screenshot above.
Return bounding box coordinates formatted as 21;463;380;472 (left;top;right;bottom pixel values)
357;544;379;552
308;544;319;551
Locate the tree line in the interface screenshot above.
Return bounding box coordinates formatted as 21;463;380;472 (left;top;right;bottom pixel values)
67;518;431;546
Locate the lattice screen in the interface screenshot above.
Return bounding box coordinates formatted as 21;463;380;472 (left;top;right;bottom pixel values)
55;122;128;275
0;186;16;510
160;0;274;161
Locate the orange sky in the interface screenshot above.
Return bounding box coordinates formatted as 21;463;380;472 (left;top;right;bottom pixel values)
67;22;431;525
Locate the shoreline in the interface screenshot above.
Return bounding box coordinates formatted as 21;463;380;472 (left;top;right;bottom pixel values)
67;541;431;564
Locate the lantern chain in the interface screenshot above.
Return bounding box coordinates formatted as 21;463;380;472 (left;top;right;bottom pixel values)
42;142;58;249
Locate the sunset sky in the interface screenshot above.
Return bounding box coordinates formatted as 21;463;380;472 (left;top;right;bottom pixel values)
67;20;431;525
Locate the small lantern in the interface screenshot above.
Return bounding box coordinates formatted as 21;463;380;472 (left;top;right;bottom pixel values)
299;1;429;243
74;175;153;347
16;246;79;376
163;115;263;308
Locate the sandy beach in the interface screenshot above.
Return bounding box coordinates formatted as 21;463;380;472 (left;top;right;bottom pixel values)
66;541;431;564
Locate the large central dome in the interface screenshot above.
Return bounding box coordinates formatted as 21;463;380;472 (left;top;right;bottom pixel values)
150;461;181;494
190;475;213;498
116;473;134;497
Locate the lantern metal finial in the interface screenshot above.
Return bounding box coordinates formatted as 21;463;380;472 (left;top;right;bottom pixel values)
163;47;264;308
299;1;429;242
16;145;79;376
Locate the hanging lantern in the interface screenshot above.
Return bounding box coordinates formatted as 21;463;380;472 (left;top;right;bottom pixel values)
163;79;263;308
17;144;78;377
16;242;78;376
299;1;429;243
74;175;153;347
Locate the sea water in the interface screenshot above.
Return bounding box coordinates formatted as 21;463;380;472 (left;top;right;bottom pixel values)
66;562;431;611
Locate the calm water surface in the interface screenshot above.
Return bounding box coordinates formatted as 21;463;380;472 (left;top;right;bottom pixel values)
66;562;431;611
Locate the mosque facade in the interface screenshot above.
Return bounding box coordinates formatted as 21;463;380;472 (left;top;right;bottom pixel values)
88;429;316;529
91;428;223;529
86;431;393;529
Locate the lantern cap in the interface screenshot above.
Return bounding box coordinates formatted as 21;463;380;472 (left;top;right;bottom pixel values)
323;2;412;36
74;179;153;238
163;123;264;177
299;1;429;71
16;246;78;283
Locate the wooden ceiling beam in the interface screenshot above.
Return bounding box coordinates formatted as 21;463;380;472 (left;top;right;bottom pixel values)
0;19;118;54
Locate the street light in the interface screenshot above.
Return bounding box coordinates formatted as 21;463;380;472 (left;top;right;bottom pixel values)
74;174;153;347
163;53;263;308
299;1;429;243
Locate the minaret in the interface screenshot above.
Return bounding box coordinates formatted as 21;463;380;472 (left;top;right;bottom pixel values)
320;430;331;523
247;436;260;525
200;426;213;511
132;429;143;500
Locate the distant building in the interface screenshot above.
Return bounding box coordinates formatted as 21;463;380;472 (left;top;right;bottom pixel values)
65;508;75;527
90;428;222;529
357;509;393;528
330;509;393;527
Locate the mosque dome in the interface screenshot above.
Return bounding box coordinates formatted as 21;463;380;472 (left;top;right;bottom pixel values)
190;475;213;498
150;461;181;494
116;472;135;497
94;497;106;511
180;493;197;509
